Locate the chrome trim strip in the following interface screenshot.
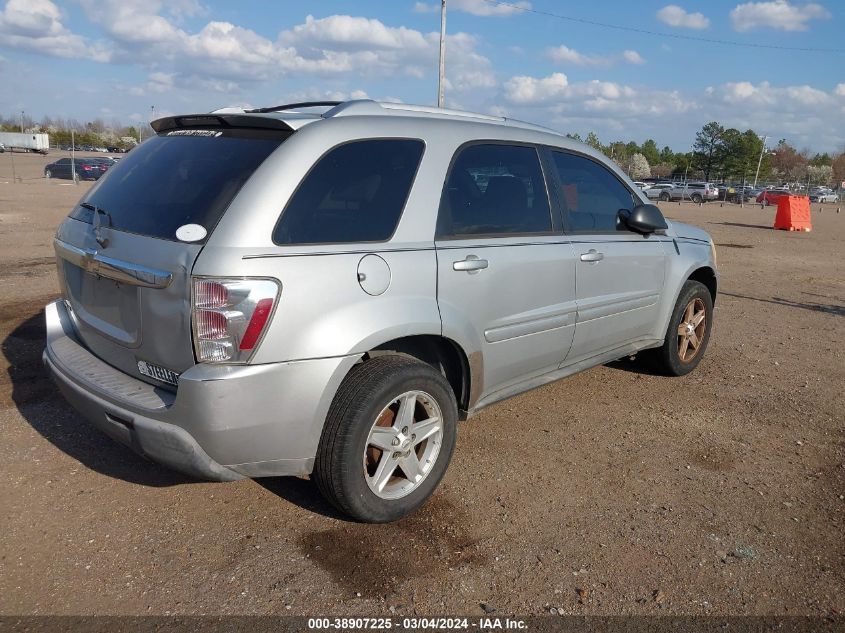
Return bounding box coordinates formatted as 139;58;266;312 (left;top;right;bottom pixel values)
53;238;173;289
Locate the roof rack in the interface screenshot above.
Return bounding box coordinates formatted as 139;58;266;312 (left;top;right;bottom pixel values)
244;101;342;114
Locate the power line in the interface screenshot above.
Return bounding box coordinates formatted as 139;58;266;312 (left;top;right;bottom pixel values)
481;0;845;53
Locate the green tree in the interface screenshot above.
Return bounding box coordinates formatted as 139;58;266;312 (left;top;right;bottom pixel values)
641;139;660;166
692;121;725;181
809;153;832;166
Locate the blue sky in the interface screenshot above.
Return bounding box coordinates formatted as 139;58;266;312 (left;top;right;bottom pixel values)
0;0;843;152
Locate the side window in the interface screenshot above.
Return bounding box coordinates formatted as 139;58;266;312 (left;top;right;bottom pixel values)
550;151;635;233
58;159;70;165
437;144;551;237
273;139;424;245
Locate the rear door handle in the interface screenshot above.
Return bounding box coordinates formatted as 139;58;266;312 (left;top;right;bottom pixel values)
453;255;489;273
580;249;604;263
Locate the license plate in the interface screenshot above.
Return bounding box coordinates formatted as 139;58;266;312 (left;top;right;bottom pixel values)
137;360;179;386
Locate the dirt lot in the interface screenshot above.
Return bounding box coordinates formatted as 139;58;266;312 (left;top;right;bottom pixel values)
0;152;843;617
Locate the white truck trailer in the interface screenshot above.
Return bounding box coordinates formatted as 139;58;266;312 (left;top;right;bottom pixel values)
0;132;50;154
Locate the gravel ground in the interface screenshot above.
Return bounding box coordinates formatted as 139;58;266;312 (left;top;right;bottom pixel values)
0;153;843;617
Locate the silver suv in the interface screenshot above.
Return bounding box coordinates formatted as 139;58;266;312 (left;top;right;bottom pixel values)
44;100;718;522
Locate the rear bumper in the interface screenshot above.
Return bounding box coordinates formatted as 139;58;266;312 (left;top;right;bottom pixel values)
43;300;358;480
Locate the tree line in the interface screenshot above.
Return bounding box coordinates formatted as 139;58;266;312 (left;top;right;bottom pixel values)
0;114;143;150
567;123;843;187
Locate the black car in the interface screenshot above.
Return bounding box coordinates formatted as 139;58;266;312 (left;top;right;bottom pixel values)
44;158;105;181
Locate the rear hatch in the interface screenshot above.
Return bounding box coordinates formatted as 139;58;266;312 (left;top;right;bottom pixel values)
54;116;291;389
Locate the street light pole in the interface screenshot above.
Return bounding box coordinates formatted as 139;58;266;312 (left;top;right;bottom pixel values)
437;0;446;108
20;110;24;133
753;135;768;188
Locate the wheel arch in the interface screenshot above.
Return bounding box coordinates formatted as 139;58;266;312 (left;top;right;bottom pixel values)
365;335;473;418
687;265;718;305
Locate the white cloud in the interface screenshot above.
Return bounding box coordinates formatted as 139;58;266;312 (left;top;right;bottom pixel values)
622;50;646;65
835;83;845;97
504;72;569;104
716;80;831;107
656;5;711;29
0;0;110;61
546;45;646;67
730;1;831;32
414;0;531;17
64;7;497;97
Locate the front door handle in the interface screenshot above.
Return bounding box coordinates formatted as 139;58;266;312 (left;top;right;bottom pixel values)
453;255;489;273
580;249;604;263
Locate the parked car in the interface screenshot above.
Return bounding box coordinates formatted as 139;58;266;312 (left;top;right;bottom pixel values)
644;183;675;200
810;190;839;203
0;142;5;153
677;182;719;203
88;157;117;175
633;181;650;190
756;189;790;205
649;182;718;203
43;157;105;181
43;99;718;522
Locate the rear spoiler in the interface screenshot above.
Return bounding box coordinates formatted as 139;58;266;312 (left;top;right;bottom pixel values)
150;114;294;134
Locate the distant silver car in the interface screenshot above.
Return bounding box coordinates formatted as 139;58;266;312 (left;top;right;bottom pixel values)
44;100;718;522
649;182;718;203
809;190;838;203
644;183;675;200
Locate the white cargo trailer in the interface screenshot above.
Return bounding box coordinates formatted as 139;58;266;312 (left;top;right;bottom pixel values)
0;132;50;154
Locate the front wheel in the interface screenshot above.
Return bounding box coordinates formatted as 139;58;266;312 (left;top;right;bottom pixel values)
314;355;458;523
647;280;713;376
659;192;670;202
44;169;52;178
691;194;702;204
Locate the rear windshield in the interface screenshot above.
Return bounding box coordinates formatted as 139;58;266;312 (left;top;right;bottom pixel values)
70;130;285;242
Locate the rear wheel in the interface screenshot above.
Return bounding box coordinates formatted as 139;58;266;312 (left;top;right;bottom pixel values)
659;192;670;202
647;280;713;376
314;355;458;523
691;193;702;204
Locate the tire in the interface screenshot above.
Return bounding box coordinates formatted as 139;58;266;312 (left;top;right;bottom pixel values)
691;194;702;204
648;280;713;377
314;355;458;523
659;192;670;202
44;169;52;178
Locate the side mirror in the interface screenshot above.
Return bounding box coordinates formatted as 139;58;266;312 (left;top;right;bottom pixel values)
619;204;668;235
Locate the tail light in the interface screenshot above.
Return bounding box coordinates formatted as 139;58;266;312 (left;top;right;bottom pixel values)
191;278;280;363
82;165;91;171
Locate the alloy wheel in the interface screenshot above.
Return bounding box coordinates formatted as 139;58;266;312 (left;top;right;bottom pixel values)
363;390;444;500
677;297;707;363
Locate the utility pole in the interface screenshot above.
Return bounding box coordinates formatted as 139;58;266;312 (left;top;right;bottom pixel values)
437;0;446;108
753;135;768;187
20;110;24;133
71;129;77;185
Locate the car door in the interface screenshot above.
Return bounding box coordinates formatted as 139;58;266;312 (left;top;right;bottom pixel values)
435;143;577;397
55;158;70;177
546;149;668;365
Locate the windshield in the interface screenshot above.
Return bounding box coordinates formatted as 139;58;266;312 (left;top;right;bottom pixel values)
70;129;286;242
